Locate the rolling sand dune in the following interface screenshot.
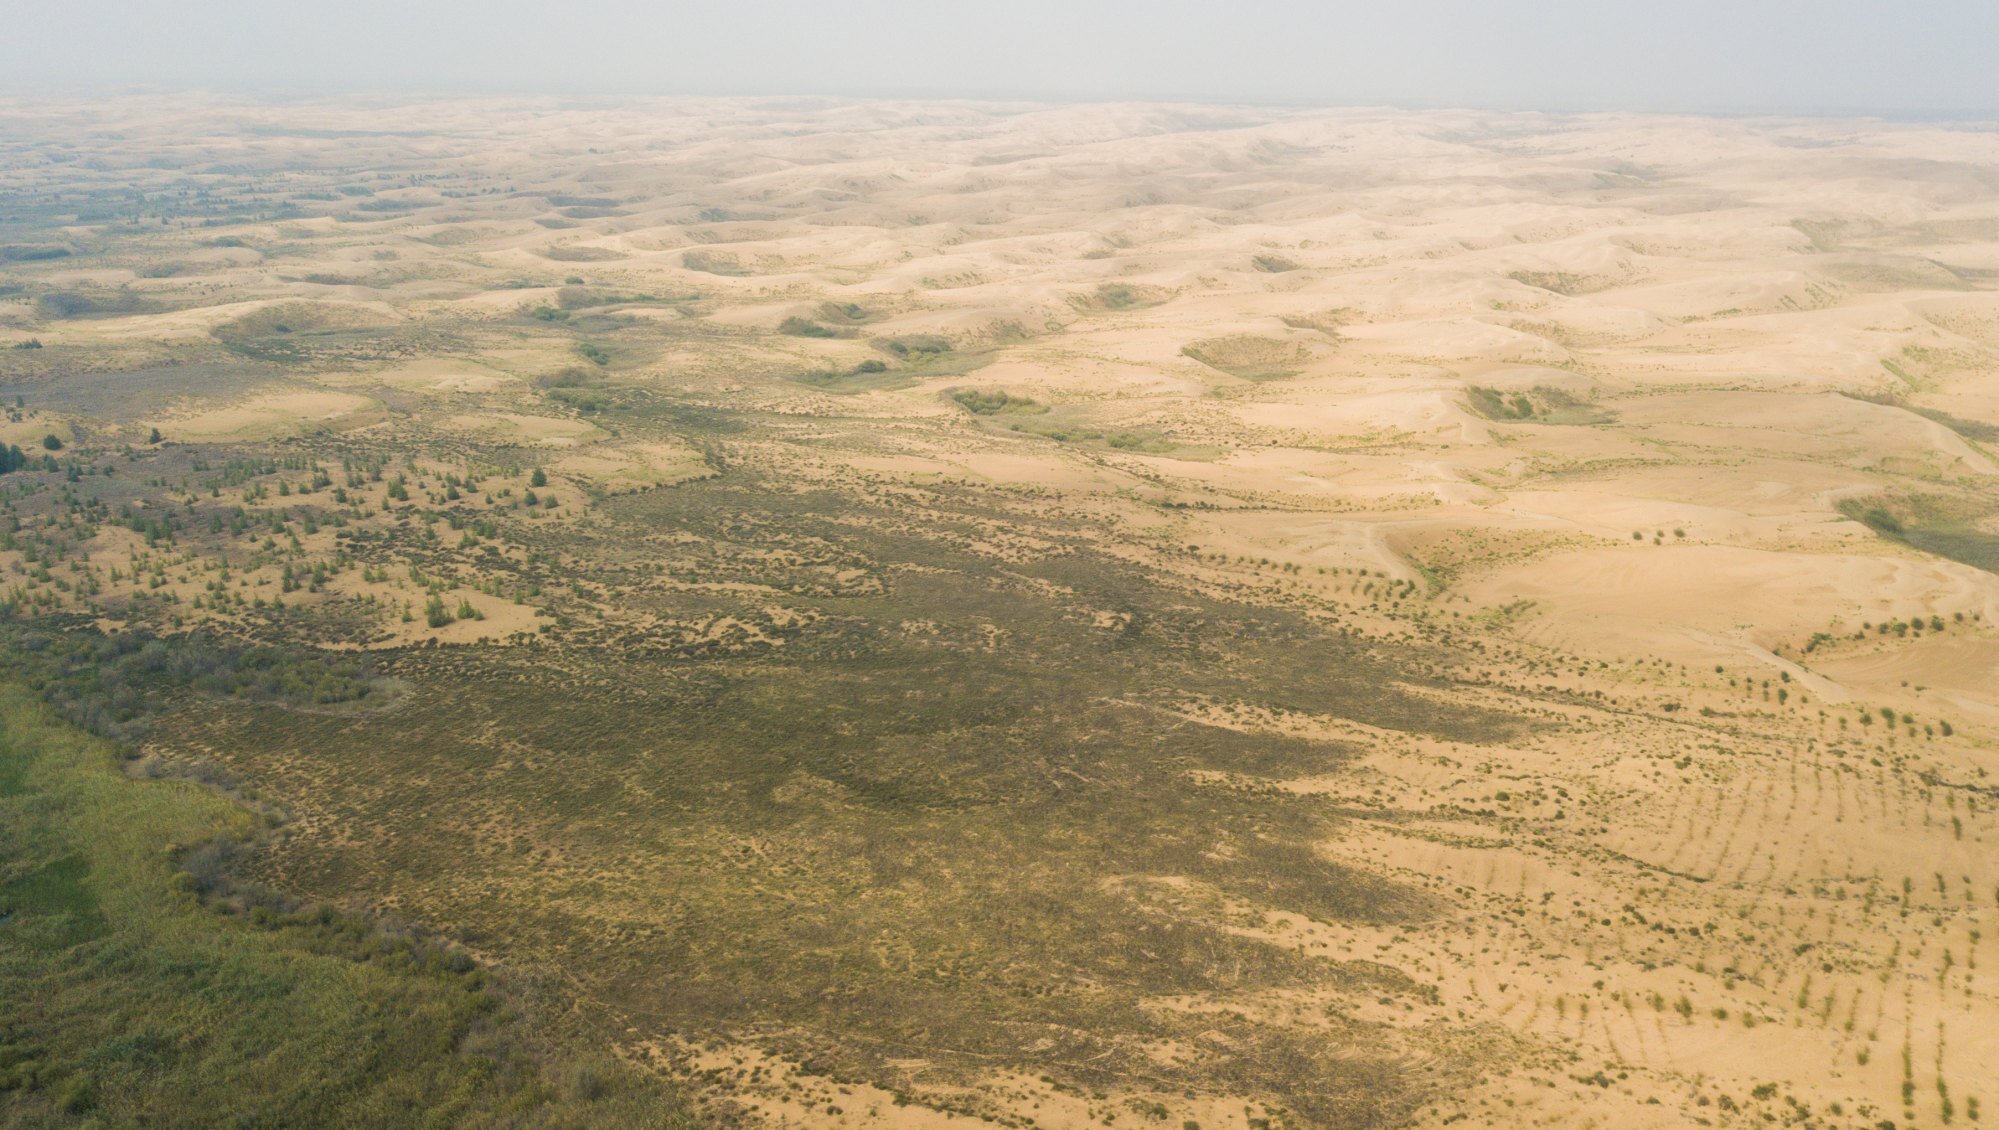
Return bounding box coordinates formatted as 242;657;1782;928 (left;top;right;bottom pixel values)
2;95;1997;1129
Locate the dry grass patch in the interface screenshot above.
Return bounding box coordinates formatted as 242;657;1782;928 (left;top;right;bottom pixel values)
1182;334;1324;381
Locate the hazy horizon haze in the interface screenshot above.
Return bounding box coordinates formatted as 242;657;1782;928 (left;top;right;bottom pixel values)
5;0;1998;117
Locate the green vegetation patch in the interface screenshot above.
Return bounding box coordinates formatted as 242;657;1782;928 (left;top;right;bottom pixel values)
792;359;919;393
539;245;624;263
792;336;996;393
1842;391;1999;444
1182;334;1314;381
1465;385;1612;425
950;389;1046;416
554;286;681;311
0;247;71;263
35;290;155;320
816;301;873;325
1279;308;1352;338
1791;217;1852;252
545;196;619;210
1839;493;1999;574
863;335;995;378
874;333;953;360
547;386;612;413
1506;270;1603;296
0;362;270;419
777;316;840;338
1905;405;1999;443
164;475;1514;1123
1878;343;1987;392
211;302;399;364
0;683;689;1127
0;619;386;745
0;854;107;947
1004;418;1187;454
678;249;748;276
1071;282;1169;312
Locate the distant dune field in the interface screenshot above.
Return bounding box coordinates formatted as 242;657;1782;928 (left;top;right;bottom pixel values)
1;96;1996;1129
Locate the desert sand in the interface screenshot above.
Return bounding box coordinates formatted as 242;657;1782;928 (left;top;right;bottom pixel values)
2;95;1997;1129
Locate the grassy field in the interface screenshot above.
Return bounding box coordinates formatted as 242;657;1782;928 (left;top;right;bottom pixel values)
0;682;690;1129
148;473;1516;1126
1841;493;1999;574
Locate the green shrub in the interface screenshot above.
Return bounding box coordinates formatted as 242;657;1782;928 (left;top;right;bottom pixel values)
548;386;610;413
877;334;953;359
951;389;1043;415
0;621;382;743
778;316;837;338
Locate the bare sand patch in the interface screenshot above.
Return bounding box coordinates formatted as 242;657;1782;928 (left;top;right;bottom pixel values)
441;412;607;446
376;358;519;392
159;389;381;442
554;441;710;491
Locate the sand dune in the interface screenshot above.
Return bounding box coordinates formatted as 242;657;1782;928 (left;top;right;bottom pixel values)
3;95;1997;1130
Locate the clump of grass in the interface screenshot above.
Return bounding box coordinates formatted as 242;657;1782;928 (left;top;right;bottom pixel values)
2;245;72;261
1072;282;1167;311
537;366;614;413
794;358;915;393
1000;418;1185;454
1279;308;1352;336
875;334;954;359
1467;386;1537;420
779;316;840;338
1182;335;1311;381
817;301;871;324
557;285;675;310
1839;493;1999;574
1464;385;1610;425
540;244;624;263
951;389;1045;416
37;289;153;319
680;249;748;276
1507;270;1599;295
1847;503;1904;535
549;386;611;413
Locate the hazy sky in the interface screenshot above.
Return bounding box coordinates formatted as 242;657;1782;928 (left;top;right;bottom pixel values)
7;0;1996;115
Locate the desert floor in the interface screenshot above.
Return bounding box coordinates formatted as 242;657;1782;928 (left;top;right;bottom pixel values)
3;95;1998;1129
